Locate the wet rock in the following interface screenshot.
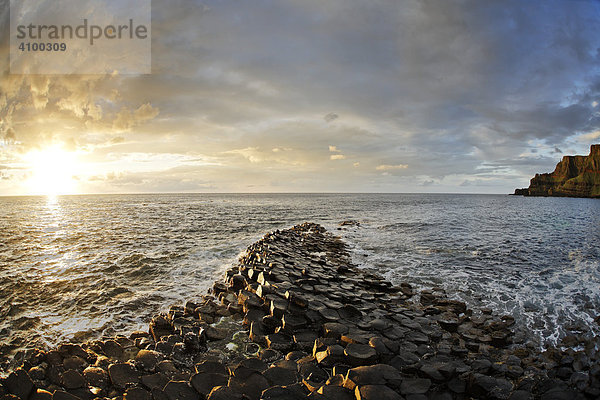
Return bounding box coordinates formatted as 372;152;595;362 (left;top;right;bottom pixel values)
399;378;431;395
261;385;306;400
206;386;244;400
82;366;108;388
51;390;80;400
102;340;124;359
322;323;349;339
229;274;247;292
263;366;298;386
163;380;199;400
124;387;152;400
149;315;174;342
205;327;227;341
62;356;87;371
108;363;140;390
30;389;53;400
141;372;169;390
135;350;162;371
60;369;85;389
228;372;269;400
469;373;512;399
281;313;308;332
195;360;228;376
355;385;403;400
343;364;402;391
266;333;293;351
5;369;35;400
316;344;345;367
190;372;228;397
344;343;378;367
28;366;46;380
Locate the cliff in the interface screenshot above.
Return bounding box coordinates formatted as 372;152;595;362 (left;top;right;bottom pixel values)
514;144;600;198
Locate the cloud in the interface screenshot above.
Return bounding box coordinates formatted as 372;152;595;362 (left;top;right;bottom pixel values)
2;0;600;194
376;164;408;171
324;112;338;123
113;103;160;132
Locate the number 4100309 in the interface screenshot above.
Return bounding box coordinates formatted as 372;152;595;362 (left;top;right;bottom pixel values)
18;42;67;52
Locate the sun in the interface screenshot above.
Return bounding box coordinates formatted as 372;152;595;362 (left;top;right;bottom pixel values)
23;145;81;196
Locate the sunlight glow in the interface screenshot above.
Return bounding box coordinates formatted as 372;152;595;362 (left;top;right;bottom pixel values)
23;145;81;196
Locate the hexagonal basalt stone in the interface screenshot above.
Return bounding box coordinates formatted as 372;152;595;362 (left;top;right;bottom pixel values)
355;385;403;400
343;364;402;391
108;363;140;390
322;322;349;339
190;372;228;397
163;380;199;400
344;343;378;367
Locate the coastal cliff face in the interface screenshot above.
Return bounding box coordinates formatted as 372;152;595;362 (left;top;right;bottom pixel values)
515;144;600;198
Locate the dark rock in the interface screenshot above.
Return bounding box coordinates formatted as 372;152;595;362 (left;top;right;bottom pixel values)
355;385;403;400
149;315;174;342
5;369;35;400
51;390;80;400
343;364;402;391
315;345;345;367
194;360;228;376
471;359;492;374
447;377;466;394
62;356;87;371
261;385;306;400
30;389;53;400
509;390;533;400
322;323;349;339
266;333;293;351
83;366;108;388
344;343;378;366
206;386;244;400
141;372;169;390
228;372;269;400
205;327;227;341
539;388;580;400
469;373;512;399
163;381;199;400
281;313;308;332
102;340;124;359
28;366;46;381
263;367;298;386
124;387;152;400
108;363;140;390
190;372;228;397
135;350;162;371
399;378;431;395
60;369;85;389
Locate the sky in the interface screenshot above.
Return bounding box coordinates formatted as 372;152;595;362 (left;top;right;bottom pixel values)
1;0;600;195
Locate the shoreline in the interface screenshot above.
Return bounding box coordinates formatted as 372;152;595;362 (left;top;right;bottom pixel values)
1;222;598;399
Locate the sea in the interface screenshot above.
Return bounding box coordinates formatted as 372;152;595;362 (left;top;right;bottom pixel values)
1;193;599;371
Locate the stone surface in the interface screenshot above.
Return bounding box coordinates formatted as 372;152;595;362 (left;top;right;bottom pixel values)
355;385;403;400
5;369;35;400
190;372;228;397
163;380;199;400
108;363;140;390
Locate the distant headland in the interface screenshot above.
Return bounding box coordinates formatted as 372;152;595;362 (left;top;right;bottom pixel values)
513;144;600;198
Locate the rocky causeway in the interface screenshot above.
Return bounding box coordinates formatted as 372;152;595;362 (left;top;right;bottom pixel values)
1;223;599;400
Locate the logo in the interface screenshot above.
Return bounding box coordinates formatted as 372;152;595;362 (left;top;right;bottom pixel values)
10;0;151;74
